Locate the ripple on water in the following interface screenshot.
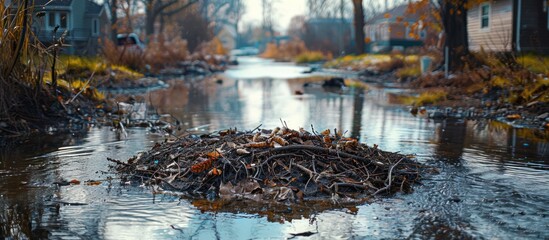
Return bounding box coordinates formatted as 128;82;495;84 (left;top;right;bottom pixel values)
1;58;549;239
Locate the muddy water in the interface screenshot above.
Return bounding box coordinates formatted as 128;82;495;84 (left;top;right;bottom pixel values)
1;57;548;239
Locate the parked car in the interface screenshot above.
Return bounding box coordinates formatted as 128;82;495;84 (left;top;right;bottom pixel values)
117;33;145;52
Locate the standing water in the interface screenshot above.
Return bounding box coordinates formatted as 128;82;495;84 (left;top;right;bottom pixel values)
1;57;548;239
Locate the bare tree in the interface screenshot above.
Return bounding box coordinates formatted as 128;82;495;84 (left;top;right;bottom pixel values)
119;0;141;32
142;0;200;37
352;0;365;54
262;0;275;39
307;0;351;19
110;0;118;42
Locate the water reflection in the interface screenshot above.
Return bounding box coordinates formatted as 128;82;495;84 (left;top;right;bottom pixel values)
0;57;548;239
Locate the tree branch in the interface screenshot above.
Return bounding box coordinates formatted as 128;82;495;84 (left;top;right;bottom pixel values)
163;0;200;16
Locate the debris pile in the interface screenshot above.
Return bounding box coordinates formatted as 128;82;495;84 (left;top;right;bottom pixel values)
110;126;424;203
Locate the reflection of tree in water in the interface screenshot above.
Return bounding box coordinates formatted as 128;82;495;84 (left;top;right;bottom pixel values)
434;120;467;163
147;78;213;129
0;136;77;239
469;121;549;165
211;78;245;127
186;80;212;120
260;78;274;124
350;89;365;140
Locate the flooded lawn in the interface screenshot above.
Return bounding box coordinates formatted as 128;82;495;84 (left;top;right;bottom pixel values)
1;57;548;239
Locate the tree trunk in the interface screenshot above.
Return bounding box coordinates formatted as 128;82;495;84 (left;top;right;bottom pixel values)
440;0;469;71
110;0;118;43
352;0;365;54
145;2;155;39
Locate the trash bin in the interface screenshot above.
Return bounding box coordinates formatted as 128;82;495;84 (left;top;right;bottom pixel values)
420;56;432;74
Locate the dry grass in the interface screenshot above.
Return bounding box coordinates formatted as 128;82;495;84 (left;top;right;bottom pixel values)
195;37;227;56
295;51;331;64
261;39;330;63
101;32;193;73
0;1;44;131
396;65;421;79
145;35;190;71
324;54;420;72
516;54;549;75
410;51;549;106
397;89;448;106
101;39;145;71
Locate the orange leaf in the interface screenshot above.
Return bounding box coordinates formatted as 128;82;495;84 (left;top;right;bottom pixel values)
206;151;221;159
85;181;102;186
69;179;81;185
505;114;521;120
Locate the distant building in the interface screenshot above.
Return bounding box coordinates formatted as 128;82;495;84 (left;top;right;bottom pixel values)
363;4;438;53
467;0;549;52
302;18;354;55
216;25;237;51
32;0;110;55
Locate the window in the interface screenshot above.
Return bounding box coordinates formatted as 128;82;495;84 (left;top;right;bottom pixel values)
48;12;55;27
481;3;490;29
92;19;99;36
46;12;69;29
60;12;67;28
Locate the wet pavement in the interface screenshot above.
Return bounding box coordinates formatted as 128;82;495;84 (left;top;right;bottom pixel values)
1;57;548;239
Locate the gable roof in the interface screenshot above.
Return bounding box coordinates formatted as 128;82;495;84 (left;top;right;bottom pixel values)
85;0;102;15
366;4;428;25
34;0;73;7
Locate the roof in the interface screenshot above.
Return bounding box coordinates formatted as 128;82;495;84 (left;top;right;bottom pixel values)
366;4;426;25
85;0;102;15
34;0;73;7
307;18;352;24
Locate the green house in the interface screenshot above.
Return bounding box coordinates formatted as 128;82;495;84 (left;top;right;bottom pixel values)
32;0;110;55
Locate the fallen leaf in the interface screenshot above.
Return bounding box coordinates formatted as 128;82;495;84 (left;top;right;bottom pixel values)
206;151;221;159
85;180;102;186
236;148;250;155
69;179;81;185
506;114;521;120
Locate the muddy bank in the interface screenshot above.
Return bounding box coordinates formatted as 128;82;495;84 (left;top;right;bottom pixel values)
311;63;549;130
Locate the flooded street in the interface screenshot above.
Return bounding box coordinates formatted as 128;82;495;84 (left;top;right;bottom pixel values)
1;57;548;239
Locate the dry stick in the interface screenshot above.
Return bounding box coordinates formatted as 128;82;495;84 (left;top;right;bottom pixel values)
372;157;404;196
261;153;300;166
291;162;316;192
7;0;29;78
66;66;98;104
251;124;262;133
267;145;385;167
329;182;369;190
107;157;131;166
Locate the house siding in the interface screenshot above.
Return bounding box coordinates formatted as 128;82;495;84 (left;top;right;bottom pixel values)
518;0;549;52
468;0;514;51
32;0;104;55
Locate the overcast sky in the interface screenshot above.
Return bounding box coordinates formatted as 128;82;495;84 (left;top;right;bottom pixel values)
94;0;399;33
241;0;404;32
240;0;307;32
